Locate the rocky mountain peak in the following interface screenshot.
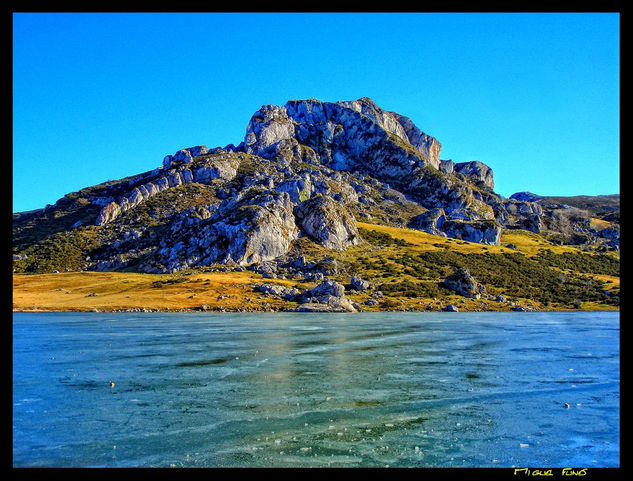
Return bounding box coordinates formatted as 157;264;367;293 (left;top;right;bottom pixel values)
13;96;616;278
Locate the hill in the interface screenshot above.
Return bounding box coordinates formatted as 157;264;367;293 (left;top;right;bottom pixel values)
13;97;619;312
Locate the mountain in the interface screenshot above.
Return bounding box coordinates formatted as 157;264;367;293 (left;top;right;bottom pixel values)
12;97;619;312
510;192;620;221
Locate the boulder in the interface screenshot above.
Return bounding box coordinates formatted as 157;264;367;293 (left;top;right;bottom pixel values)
295;279;358;312
295;298;357;312
517;213;543;233
350;275;372;291
301;279;346;299
441;268;486;299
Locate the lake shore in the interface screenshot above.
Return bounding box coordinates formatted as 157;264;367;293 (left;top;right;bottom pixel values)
13;272;618;314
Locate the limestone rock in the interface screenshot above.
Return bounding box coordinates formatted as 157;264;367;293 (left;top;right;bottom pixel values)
295;298;357;312
442;219;502;245
391;112;442;169
350;275;372;291
164;146;208;168
509;192;541;202
294;194;362;250
276;175;313;203
441;268;486;299
255;283;301;300
453;161;494;190
302;279;346;299
439;159;455;174
408;208;447;237
20;95;617;278
245;105;296;155
96;202;121;226
193;157;239;183
203;191;299;266
296;279;358;312
516;213;543;233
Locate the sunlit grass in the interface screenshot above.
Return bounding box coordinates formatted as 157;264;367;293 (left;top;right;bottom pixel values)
12;271;305;312
13;223;619;313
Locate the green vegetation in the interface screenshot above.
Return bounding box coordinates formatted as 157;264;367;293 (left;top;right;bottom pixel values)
358;227;412;247
535;249;619;276
13;227;101;273
538;194;620;218
329;225;619;310
378;279;447;299
13;182;221;275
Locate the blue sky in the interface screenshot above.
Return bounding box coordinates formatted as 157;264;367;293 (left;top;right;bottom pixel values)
13;12;619;212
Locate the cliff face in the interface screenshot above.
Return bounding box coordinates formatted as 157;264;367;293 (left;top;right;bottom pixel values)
12;97;618;275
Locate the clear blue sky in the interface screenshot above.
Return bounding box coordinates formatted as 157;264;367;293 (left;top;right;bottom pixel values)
13;12;620;212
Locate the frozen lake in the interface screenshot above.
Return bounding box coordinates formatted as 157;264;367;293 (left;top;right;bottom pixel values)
13;311;619;467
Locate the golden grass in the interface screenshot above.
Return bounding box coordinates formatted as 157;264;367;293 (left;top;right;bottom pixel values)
12;271;306;312
356;221;578;256
590;217;611;231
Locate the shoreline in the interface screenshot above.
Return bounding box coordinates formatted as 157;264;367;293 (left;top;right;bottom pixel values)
13;270;619;314
13;306;619;314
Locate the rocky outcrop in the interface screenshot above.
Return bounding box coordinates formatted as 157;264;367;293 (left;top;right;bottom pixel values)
246;98;442;177
163;145;208;168
390;112;442;169
244;105;296;154
192;157;239;183
95;154;239;226
196;191;299;267
295;280;358;312
408;208;447;237
143;190;299;272
514;213;543;233
350;275;372;291
94;98;522;247
95;201;122;226
441;268;486;299
254;283;301;300
453;161;494;190
275;175;313;203
294;194;362;250
510;192;541;202
441;219;502;245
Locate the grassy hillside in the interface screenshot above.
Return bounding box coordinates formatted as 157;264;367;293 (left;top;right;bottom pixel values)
538;194;620;219
13;222;619;313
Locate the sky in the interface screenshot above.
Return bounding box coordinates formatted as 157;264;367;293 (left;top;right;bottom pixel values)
13;12;620;213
